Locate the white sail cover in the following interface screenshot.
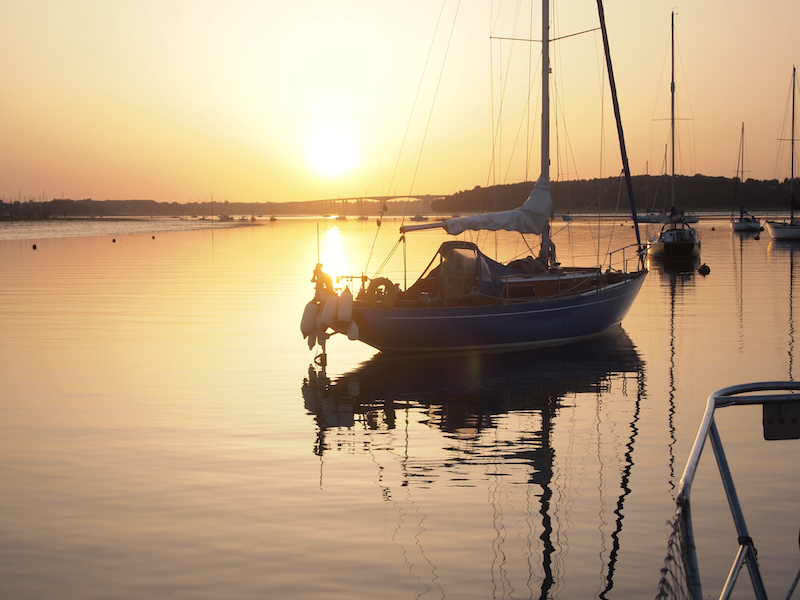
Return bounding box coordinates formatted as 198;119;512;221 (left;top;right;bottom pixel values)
443;175;552;236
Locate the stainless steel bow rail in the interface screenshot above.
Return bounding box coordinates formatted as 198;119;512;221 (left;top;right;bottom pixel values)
656;382;800;600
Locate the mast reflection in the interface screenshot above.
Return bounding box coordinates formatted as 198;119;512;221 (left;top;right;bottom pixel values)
302;327;644;597
768;240;799;381
650;257;698;495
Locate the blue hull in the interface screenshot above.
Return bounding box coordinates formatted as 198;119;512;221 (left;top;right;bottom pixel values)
350;271;647;352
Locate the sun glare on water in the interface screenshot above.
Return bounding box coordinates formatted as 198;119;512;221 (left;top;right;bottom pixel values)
322;226;347;281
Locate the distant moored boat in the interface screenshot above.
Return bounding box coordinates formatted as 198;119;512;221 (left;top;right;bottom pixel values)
765;66;800;240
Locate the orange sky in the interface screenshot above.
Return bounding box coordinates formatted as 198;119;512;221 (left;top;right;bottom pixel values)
1;0;798;204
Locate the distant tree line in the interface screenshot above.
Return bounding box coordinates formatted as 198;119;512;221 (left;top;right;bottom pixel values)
1;174;797;219
0;197;393;219
432;174;799;216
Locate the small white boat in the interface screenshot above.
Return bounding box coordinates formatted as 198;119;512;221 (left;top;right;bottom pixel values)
765;219;800;239
647;218;701;258
765;66;800;240
647;14;701;259
730;123;761;232
730;212;761;232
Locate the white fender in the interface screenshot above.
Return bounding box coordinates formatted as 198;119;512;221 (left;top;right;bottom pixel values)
347;320;360;341
320;293;338;326
300;301;318;338
337;287;353;322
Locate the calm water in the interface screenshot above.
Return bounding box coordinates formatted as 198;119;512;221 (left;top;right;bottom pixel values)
1;216;799;599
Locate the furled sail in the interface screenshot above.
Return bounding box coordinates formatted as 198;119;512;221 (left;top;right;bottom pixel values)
399;175;553;235
443;175;552;235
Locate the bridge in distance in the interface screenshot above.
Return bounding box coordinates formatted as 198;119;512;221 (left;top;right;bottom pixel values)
289;194;448;215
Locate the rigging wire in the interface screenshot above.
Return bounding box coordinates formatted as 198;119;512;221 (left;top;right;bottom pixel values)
774;71;800;182
363;0;450;279
372;235;405;280
386;0;449;207
597;28;607;267
400;0;463;222
674;41;697;177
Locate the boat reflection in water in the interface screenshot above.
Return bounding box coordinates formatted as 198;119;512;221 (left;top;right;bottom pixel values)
302;327;644;598
650;255;700;494
647;254;701;276
768;240;798;379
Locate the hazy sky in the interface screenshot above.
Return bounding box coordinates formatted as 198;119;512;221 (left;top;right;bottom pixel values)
1;1;798;204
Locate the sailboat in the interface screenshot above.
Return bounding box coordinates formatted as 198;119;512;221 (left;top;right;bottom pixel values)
647;13;701;259
765;66;800;240
729;123;761;232
301;1;647;353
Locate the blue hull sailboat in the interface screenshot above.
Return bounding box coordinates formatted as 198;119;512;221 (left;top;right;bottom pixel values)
301;1;647;353
349;241;645;352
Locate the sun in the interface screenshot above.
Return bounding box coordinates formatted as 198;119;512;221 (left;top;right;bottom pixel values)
306;123;359;177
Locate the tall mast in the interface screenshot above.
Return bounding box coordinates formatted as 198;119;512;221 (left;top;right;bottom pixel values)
670;12;676;211
789;65;797;222
541;0;550;179
540;0;551;265
739;122;745;212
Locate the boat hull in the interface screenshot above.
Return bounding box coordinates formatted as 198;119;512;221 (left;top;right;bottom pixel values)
347;270;647;352
647;222;701;258
765;220;800;240
647;239;701;258
730;219;761;232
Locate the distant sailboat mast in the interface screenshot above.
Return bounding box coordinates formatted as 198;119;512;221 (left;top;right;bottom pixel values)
738;123;745;213
789;65;797;223
670;11;676;214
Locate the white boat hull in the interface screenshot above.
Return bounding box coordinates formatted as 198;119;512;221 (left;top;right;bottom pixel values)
730;219;761;232
765;220;800;240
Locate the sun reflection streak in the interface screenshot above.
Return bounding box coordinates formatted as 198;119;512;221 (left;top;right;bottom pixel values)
322;226;347;284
